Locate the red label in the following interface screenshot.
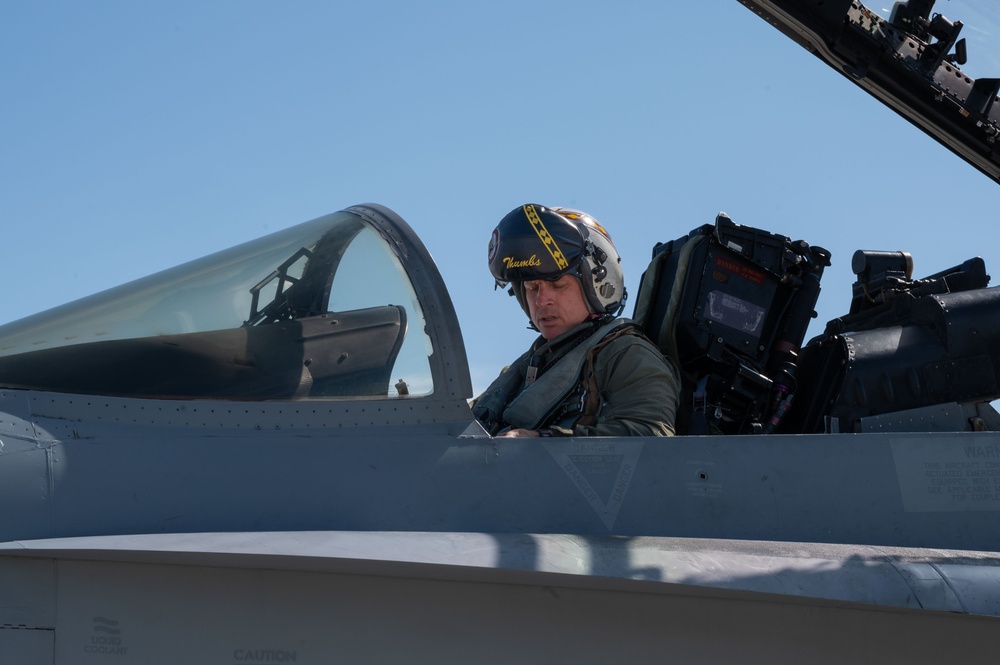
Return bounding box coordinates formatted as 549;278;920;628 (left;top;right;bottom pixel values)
714;256;765;285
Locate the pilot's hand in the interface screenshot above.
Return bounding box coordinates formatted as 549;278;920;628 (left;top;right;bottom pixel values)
497;428;540;438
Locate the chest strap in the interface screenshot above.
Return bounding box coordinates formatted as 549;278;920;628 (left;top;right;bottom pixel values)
501;319;630;431
574;323;643;428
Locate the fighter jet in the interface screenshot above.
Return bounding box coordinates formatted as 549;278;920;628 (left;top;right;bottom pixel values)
2;1;999;663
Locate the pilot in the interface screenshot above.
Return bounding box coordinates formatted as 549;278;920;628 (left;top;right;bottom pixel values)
473;204;679;437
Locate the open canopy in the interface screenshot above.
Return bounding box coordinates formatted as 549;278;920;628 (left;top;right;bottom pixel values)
741;0;1000;185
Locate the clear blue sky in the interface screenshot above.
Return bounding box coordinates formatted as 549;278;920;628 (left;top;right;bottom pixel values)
3;1;999;394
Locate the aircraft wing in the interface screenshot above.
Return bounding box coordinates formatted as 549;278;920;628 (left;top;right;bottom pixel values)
1;531;998;663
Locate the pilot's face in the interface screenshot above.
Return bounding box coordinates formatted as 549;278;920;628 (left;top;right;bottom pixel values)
524;274;591;340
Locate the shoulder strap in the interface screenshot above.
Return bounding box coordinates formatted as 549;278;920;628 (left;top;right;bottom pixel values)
501;319;626;431
575;323;644;427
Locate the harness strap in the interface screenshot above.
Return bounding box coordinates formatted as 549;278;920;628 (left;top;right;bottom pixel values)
500;319;626;431
575;323;644;427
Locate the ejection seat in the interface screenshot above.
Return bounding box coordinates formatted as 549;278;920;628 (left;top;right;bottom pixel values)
632;213;829;435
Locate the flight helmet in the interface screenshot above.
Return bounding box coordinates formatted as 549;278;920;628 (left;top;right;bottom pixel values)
488;203;626;321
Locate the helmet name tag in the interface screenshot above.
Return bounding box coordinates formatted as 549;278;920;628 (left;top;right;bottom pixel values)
503;254;542;269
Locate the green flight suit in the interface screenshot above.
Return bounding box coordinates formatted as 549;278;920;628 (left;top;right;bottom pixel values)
473;319;679;436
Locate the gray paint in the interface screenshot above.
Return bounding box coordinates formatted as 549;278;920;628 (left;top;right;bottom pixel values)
1;532;998;664
2;387;999;551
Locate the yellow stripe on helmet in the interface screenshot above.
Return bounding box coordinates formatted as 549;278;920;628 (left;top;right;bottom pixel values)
523;204;569;270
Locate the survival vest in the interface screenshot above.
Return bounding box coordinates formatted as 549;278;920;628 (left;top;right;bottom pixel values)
473;319;644;435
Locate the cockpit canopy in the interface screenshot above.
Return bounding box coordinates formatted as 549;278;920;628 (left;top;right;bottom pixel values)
0;205;470;401
740;0;1000;185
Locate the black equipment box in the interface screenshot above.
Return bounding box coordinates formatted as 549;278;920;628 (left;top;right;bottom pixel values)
633;213;829;434
789;254;999;433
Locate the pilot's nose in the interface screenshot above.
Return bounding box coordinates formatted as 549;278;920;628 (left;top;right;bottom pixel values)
533;282;555;306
